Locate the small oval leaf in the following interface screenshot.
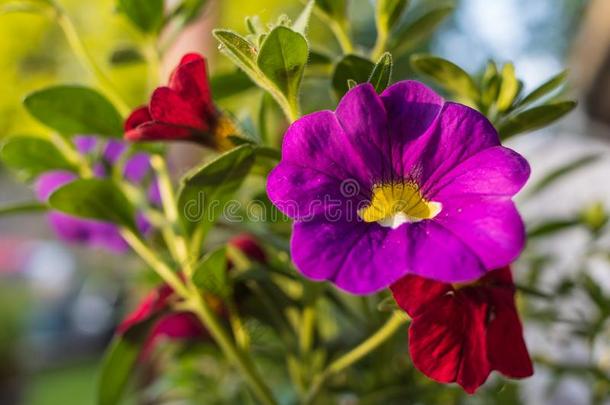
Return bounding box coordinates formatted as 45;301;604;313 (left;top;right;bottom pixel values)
24;86;124;137
368;52;393;93
0;135;76;180
49;178;137;231
410;54;479;101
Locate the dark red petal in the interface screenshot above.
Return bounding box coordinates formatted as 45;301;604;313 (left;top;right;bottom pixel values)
149;87;209;130
390;274;452;317
456;296;492;394
487;298;534;378
140;312;208;359
117;284;174;334
229;234;267;264
178;53;203;66
168;53;215;120
480;265;514;287
124;106;152;131
409;293;492;394
125;121;195;142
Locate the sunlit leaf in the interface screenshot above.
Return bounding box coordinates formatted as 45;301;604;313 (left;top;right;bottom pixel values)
368;52;393;93
314;0;348;23
391;6;454;55
257;26;308;111
498;101;576;139
24;86;123;138
49;179;136;231
0;135;76;180
376;0;409;34
517;70;569;109
213;30;260;78
410;54;479;101
497;63;519;111
293;0;315;35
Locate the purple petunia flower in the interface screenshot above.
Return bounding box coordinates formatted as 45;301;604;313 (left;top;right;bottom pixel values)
35;136;159;253
267;81;530;294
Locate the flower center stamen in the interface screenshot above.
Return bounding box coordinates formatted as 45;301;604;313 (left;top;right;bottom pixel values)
358;181;442;229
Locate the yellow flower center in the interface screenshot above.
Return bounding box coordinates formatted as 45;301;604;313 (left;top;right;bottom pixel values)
358;181;442;229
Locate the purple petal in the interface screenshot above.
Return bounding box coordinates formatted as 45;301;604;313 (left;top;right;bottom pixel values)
429;146;531;199
93;163;107;178
148;179;162;206
124;152;151;182
434;197;526;270
104;140;126;163
335;84;394;182
47;212;128;253
291;216;410;294
399;102;500;190
380;81;444;173
406;221;486;282
74;136;97;154
35;171;77;200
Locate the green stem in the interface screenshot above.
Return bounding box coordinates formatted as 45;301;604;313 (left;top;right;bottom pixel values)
305;312;407;404
329;20;353;54
299;305;316;355
52;3;131;116
187;290;278;405
371;29;388;61
150;155;191;271
120;228;188;297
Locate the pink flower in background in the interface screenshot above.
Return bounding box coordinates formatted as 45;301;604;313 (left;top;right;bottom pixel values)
35;136;159;253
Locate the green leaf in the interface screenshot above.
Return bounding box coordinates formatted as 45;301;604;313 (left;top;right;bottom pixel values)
213;30;260;78
171;0;209;26
376;0;409;34
178;145;256;237
498;101;577;139
0;201;47;217
257;26;308;111
332;54;375;97
480;60;500;108
314;0;348;23
497;63;519;111
293;0;315;35
192;247;229;298
528;153;600;196
49;179;136;231
109;47;144;66
391;6;454;55
410;54;479;101
517;70;569;109
117;0;164;33
528;219;580;238
210;70;255;100
368;52;393;93
0;135;76;180
24;86;124;138
97;321;154;405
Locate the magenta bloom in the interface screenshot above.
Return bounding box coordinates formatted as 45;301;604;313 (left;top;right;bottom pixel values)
35;136;158;253
267;82;530;294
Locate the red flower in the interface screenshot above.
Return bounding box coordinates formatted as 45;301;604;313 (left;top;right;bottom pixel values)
117;234;267;358
124;53;234;150
390;267;533;393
